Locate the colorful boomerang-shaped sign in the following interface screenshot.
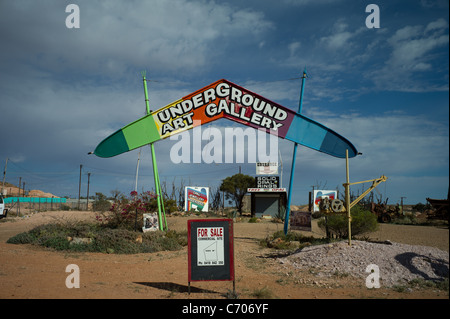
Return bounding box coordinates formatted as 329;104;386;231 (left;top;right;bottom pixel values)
93;79;358;158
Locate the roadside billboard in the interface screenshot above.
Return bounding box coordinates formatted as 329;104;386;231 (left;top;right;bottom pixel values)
313;190;337;212
185;187;209;212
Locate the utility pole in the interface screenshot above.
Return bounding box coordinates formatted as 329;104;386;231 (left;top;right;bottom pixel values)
86;172;91;211
400;196;406;215
18;176;21;216
1;158;8;196
78;164;82;210
134;149;141;195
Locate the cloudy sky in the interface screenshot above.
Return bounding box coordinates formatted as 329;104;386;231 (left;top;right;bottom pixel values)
1;0;448;206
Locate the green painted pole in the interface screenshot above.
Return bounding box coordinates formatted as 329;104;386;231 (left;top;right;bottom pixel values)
142;71;150;115
152;145;167;230
142;71;165;230
150;143;163;230
284;68;307;235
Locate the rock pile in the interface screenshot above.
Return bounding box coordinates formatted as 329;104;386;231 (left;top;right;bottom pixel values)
279;240;449;287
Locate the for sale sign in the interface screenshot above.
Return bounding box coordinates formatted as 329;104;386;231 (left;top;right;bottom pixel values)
197;227;225;266
188;219;234;282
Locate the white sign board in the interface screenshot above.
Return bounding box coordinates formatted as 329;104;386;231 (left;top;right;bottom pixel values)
142;213;159;232
256;162;278;175
196;227;225;267
256;176;279;188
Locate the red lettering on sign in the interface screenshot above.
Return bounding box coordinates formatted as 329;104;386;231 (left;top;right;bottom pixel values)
210;228;223;237
198;228;208;237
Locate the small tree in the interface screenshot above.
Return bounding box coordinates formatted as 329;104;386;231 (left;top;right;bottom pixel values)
92;192;112;212
219;173;255;215
209;186;223;212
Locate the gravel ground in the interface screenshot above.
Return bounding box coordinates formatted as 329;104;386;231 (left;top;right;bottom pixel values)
279;240;449;287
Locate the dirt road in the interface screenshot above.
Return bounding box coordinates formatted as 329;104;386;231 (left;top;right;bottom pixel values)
0;211;448;299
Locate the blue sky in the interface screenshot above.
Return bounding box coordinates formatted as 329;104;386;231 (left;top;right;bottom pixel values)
0;0;448;205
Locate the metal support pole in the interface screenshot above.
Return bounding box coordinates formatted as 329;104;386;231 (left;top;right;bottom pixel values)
151;146;167;229
345;149;352;246
142;71;151;115
151;143;164;230
142;71;166;230
284;69;307;235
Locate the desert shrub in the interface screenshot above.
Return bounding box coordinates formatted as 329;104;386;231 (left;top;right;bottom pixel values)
101;191;167;230
7;231;36;244
164;229;188;247
39;235;71;250
7;222;187;254
391;214;418;225
412;202;431;213
248;217;258;223
141;230;185;253
318;205;378;239
91;228;140;254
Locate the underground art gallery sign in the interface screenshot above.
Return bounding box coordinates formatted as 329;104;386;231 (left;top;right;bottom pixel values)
94;79;358;159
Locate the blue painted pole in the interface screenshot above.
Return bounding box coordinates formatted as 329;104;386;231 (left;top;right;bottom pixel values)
283;69;307;235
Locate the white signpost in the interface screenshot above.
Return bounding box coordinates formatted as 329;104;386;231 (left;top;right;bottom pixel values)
256;162;278;175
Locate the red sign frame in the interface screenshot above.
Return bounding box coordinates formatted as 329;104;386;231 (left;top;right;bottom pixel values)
187;219;235;293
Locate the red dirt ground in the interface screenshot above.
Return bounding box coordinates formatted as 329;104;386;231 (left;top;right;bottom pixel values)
0;210;448;299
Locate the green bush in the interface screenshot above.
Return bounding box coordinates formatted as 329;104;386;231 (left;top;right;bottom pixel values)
248;217;258;223
6;232;36;244
7;222;187;254
318;205;378;239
